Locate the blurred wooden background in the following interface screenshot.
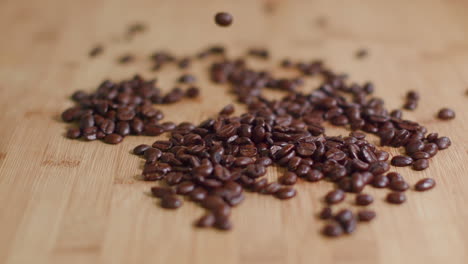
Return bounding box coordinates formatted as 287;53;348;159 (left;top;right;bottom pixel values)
0;0;467;263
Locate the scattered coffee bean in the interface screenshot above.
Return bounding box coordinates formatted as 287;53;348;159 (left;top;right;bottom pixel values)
275;187;297;200
161;194;183;209
195;213;215;227
437;108;455;120
358;210;376;222
89;45;103;57
356;194;373;206
215;12;233;27
386;192;406;204
319;207;333;219
415;178;436;191
322;222;343;237
325;189;345;204
279;172;298;185
412;159;429;171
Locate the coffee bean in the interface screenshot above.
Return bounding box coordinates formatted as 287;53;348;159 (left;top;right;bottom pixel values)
305;169;324;182
118;54;134;64
66;127;81;139
89;45;103;57
161;194;183;209
386;192;406;204
412;159;429;171
262;182;282;194
415;178;436;191
411;151;430;160
356;194;373;206
214;216;232;230
391;155;413;167
279;172;298;185
275;187;297;199
325;189;345;204
185;86;200;98
195;213;215;227
189;187;208;201
214;12;233;27
133;144;151;155
358;210;376;222
322;222;343;237
435;137;451;150
319;207;333;219
151;186;175;198
373;174;389;188
437;108;455;120
176;181;196;195
389;180;409;192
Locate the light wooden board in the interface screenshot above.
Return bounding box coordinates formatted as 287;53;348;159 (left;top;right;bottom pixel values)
1;0;468;263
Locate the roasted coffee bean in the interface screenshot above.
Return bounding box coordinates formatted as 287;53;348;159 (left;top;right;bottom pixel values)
104;133;123;144
195;213;215;227
334;209;353;224
389;180;409;192
176;181;196;195
214;216;232;230
144;148;162;163
372;174;389;188
214;12;233;27
391;155;413;167
89;45;103;57
435;137;451;150
412;159;429;171
437;108;455;120
279;172;298;185
358;210;376;222
423;143;439;157
178;74;196;84
262;182;282;194
118;54;134;64
411;151;430;160
151;186;175;198
189;187;208;201
305;169;323;182
356;194;373;206
325;189;345;204
386;172;403;182
322;222;343;237
66;127;81;139
161;194;183;209
319;207;333;219
386;192;406;204
405;140;424;154
415;178;436;191
275;187;297;200
219;104;235;116
133;144;151;155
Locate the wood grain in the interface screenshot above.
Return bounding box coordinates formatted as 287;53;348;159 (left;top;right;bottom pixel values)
1;0;468;263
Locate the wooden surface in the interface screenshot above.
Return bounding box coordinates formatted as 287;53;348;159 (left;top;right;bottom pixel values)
1;0;468;263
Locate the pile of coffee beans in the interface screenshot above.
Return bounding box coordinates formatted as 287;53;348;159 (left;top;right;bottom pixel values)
61;75;199;144
69;19;453;237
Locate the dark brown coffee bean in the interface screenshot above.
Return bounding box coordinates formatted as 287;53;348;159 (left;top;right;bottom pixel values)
391;155;413;167
104;133;123;144
334;209;354;225
305;169;324;182
133;144;150;155
219;104;235;116
185;86;200;98
319;207;333;219
275;187;297;200
435;137;451;150
325;189;345;204
189;187;208;201
411;151;430;160
82;126;98;141
166;172;183;186
66;127;81;139
389;180;409;192
322;222;343;237
372;174;389;188
214;12;233;27
423;143;438;157
368;161;390;175
151;186;175;198
326;165;347;181
161;194;183;209
356;194;373;206
201;195;225;210
386;192;406;204
214;216;232;230
405;140;424;154
195;213;215;227
262;182;282;194
144;148;162;163
279;172;298;185
79;114;95;129
176;181;196;195
437;108;455;120
415;178;436;191
358;210;376;222
386;172;403;182
412;159;429;171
